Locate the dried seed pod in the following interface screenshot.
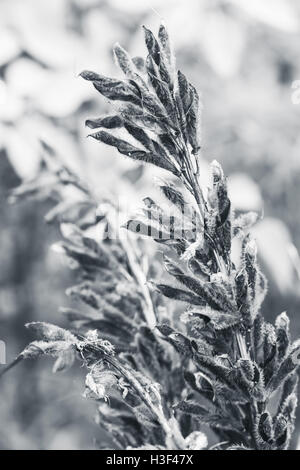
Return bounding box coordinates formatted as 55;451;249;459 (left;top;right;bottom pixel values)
258;412;274;445
275;312;290;361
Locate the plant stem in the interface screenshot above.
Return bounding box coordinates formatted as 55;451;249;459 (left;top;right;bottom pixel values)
107;355;185;449
183;143;251;364
120;235;157;329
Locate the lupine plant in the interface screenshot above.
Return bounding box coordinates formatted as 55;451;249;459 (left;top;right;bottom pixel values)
3;23;300;450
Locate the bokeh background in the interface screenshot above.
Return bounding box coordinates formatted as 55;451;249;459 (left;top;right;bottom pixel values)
1;0;300;449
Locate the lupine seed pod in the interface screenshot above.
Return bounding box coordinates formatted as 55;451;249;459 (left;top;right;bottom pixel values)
268;340;300;393
281;393;297;423
279;373;299;413
258;412;274;445
275;311;290;361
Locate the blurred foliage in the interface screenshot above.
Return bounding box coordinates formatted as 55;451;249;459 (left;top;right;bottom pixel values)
1;0;300;449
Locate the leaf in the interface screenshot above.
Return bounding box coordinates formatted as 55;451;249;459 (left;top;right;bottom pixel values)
184;370;214;400
163;255;235;312
139;92;171;127
21;340;74;361
158;23;171;63
187;308;241;330
156;325;195;357
52;346;76;373
132;56;145;72
80;71;141;105
89;130;144;156
150;282;204;306
146;55;174;114
143;26;161;66
193;353;232;385
131;403;159;429
175;400;241;432
159;183;189;214
17;322;79;372
177;70;191;114
124;122;154;151
174;400;208;416
45;200;94;225
114;43;145;85
60;242;105;271
25;322;76;343
135;327;167;380
84;367;118;400
125;219;170;240
158;133;181;164
89;130;180;175
85;115;123;130
177;72;201;153
120;103;165;134
66;283;101;309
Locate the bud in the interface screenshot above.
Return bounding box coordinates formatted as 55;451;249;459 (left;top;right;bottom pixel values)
210;160;223;183
276;311;290;361
245;238;257;258
258;412;274;444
